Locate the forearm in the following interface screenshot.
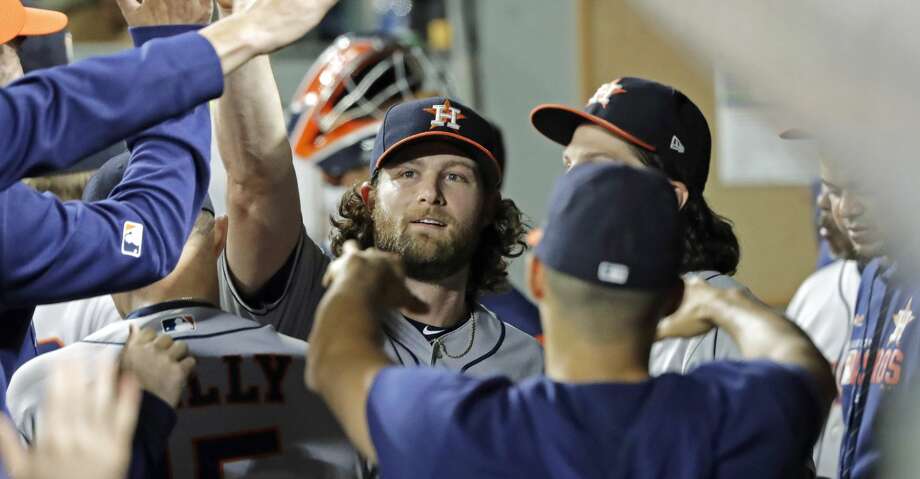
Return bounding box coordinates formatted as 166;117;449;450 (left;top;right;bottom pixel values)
0;33;222;188
709;290;835;406
307;290;391;462
215;19;303;295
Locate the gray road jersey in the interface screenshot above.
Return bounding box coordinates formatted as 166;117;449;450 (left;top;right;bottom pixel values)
379;305;543;381
649;271;751;375
7;306;359;479
218;229;544;382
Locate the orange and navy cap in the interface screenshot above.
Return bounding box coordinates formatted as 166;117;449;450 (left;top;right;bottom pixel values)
0;0;67;45
531;77;711;196
370;97;502;189
533;162;682;290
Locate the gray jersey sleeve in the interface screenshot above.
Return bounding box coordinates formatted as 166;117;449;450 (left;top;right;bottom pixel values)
218;228;330;340
650;272;754;375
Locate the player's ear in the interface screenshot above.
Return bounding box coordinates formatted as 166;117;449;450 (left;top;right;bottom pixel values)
670;180;689;210
527;255;546;301
360;182;375;211
213;215;229;255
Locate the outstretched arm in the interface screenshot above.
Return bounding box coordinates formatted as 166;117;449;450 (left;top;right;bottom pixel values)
215;0;304;298
657;278;836;411
0;0;338;188
306;241;427;462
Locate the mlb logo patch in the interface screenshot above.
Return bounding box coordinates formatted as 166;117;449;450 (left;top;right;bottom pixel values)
121;221;144;258
161;315;197;334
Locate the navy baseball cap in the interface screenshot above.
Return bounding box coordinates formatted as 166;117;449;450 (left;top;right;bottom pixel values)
534;162;682;290
370;97;502;188
531;77;711;196
83;152;214;214
318;125;377;178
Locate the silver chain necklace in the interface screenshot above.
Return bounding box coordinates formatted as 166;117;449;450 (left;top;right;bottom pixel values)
433;312;477;359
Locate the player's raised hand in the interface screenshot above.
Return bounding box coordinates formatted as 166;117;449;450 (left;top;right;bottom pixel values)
655;277;726;340
201;0;337;59
0;360;141;479
120;325;196;408
116;0;213;27
323;240;428;314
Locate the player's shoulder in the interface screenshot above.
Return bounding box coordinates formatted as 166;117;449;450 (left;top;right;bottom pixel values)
474;304;544;378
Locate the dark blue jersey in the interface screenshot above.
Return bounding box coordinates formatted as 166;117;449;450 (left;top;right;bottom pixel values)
368;361;822;479
839;258;920;479
0;28;223;420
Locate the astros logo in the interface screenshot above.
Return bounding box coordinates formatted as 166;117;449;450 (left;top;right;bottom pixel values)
888;298;915;346
588;80;626;108
424;99;465;130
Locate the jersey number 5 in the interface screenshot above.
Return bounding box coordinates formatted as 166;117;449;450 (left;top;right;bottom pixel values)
193;428;282;479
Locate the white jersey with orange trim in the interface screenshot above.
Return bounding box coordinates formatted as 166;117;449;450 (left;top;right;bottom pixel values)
30;295;121;353
7;303;359;479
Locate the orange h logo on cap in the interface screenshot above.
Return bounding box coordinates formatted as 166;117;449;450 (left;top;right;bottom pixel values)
424;99;466;131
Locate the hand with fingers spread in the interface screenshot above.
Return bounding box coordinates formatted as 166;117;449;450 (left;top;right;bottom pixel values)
0;360;141;479
116;0;213;27
200;0;338;70
120;326;196;408
322;240;427;314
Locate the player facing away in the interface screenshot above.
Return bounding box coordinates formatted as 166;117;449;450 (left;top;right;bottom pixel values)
7;154;360;479
306;162;835;479
531;77;757;375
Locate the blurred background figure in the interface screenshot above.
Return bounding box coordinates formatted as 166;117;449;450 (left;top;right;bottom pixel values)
786;152;860;478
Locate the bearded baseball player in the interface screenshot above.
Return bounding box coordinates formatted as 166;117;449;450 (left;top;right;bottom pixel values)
306;162;834;478
212;5;543;383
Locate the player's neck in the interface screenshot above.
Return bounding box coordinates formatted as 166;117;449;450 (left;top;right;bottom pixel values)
400;267;471;328
542;313;652;384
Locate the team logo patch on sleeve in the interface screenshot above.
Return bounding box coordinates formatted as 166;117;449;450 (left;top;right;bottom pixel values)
161;315;197;334
121;221;144;258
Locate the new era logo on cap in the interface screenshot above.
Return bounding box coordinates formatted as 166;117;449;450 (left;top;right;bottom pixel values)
670;135;685;153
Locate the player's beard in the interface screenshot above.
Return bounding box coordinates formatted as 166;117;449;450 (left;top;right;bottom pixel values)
372;208;480;282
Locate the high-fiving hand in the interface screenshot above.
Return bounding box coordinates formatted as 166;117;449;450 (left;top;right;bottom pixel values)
116;0;213;27
0;360;141;479
323;240;428;314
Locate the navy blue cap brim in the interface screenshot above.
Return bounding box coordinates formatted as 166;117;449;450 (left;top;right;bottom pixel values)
374;130;502;188
530;103;656;152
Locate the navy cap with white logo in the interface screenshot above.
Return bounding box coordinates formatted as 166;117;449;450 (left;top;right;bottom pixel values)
531;77;711;196
534;162;683;290
83;153;214;215
370;97;502;188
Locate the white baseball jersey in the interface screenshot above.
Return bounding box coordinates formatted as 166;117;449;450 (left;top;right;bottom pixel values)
218;230;544;382
650;271;751;375
31;295;120;352
7;304;359;479
787;259;860;478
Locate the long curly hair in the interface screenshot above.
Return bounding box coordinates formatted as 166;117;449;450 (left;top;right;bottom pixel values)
329;178;529;301
630;145;741;275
